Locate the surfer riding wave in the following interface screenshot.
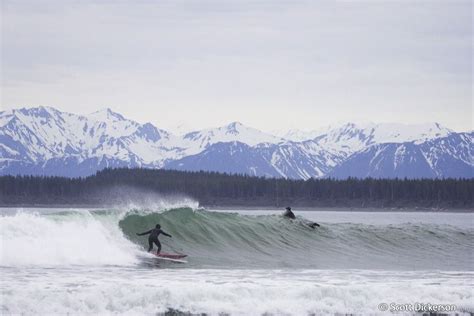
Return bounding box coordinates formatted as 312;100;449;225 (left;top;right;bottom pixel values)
136;224;172;254
283;206;320;228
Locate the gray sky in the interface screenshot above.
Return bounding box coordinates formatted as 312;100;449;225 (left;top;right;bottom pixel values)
1;0;472;132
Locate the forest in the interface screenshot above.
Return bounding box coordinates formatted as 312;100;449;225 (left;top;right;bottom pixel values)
0;168;473;209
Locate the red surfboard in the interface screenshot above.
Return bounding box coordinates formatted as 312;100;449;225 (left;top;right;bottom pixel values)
156;252;187;259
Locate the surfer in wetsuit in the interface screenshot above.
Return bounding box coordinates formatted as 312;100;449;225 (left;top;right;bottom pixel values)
136;224;172;254
283;206;296;219
283;206;320;228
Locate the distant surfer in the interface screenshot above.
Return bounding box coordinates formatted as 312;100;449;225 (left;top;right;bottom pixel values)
283;206;296;219
283;206;320;228
136;224;172;254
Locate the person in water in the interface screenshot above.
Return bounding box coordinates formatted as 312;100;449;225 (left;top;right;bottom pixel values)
283;206;296;219
283;206;320;228
136;224;172;254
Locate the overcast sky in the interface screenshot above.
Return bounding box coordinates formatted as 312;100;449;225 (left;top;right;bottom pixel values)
1;0;472;132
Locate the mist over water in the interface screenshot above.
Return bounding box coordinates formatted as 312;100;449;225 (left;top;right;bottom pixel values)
1;205;473;315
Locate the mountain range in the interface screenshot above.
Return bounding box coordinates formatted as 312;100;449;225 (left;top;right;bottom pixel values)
0;106;472;179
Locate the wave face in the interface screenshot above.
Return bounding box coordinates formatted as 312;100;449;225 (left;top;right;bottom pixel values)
1;208;473;270
121;208;473;270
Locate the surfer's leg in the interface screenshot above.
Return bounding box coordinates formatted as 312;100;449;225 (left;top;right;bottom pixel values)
147;239;153;252
154;240;161;254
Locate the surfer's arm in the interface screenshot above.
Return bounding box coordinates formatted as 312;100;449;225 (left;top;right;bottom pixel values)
136;230;152;236
161;230;172;238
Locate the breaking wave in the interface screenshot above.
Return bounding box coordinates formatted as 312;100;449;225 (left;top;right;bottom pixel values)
1;207;473;269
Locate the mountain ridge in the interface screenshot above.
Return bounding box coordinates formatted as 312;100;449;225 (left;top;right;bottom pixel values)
1;106;472;179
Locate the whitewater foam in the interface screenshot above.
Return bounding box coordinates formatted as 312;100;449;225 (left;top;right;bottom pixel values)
2;268;473;315
0;211;138;266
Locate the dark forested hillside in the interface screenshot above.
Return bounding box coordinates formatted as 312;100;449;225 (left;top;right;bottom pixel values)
0;168;473;209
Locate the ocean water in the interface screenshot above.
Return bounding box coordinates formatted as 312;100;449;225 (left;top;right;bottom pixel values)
1;206;473;315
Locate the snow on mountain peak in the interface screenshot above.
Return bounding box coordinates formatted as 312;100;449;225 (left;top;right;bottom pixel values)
225;121;244;134
89;108;127;122
227;121;243;127
277;121;453;144
179;121;284;156
272;126;332;142
1;106;469;180
191;122;282;144
365;122;452;144
0;109;15;128
19;105;58;115
293;121;455;158
84;108;143;139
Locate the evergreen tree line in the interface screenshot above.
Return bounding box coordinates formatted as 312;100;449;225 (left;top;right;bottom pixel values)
0;168;473;208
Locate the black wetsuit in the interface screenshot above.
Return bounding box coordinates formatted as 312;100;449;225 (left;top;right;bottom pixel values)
283;209;296;219
137;228;172;253
283;209;320;228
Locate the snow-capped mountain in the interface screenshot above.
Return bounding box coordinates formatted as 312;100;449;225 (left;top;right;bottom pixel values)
181;122;284;155
0;107;286;177
166;142;280;177
165;133;473;180
271;127;331;142
272;122;452;144
328;132;473;179
166;141;342;179
0;107;177;176
310;122;453;155
0;106;472;179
